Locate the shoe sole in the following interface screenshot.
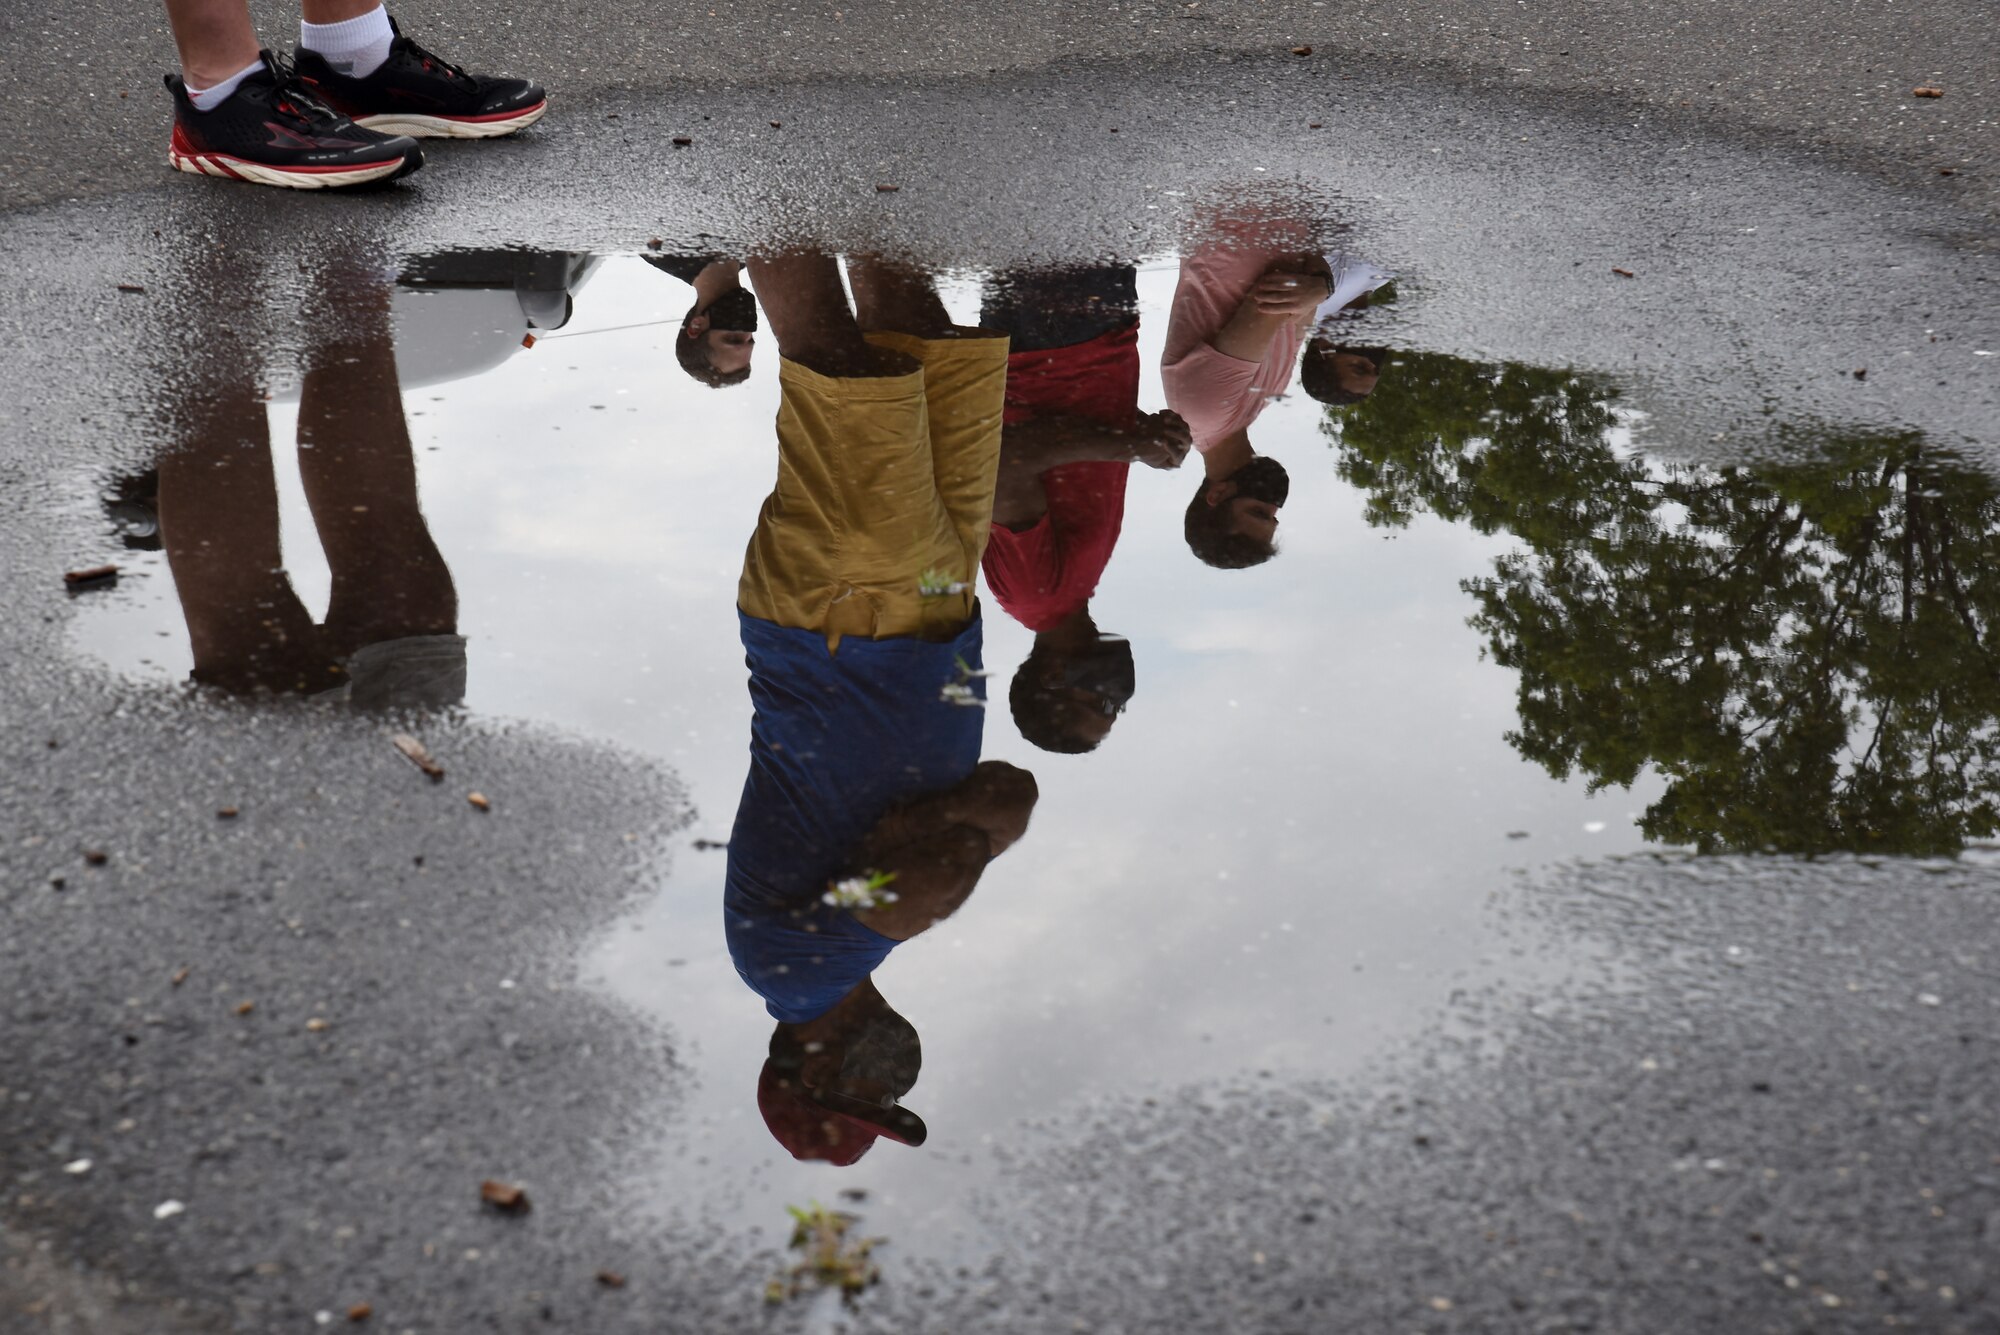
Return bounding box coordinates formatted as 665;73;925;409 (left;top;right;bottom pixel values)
354;100;547;139
169;146;420;189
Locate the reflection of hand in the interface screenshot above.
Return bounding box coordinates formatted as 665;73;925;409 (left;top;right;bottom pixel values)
1249;267;1329;321
1118;411;1193;470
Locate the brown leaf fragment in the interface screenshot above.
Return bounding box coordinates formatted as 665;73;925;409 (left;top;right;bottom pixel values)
1913;86;1943;98
467;792;492;812
672;136;693;147
1612;267;1636;278
480;1180;531;1214
116;283;146;294
347;1303;372;1322
875;183;900;192
596;1270;627;1289
171;968;190;987
1291;45;1313;55
217;806;240;819
83;849;109;866
234;1001;255;1016
391;734;445;781
64;564;120;589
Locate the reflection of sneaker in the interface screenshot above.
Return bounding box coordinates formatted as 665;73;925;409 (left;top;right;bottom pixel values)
295;18;547;139
103;469;162;552
166;52;422;189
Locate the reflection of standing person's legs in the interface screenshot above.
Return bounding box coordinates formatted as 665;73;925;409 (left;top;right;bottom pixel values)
848;259;1010;579
157;388;329;694
296;274;466;708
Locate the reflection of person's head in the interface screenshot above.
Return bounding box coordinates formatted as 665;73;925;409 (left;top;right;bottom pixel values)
1185;455;1291;569
1010;633;1135;754
1300;340;1389;406
758;989;922;1165
677;285;759;388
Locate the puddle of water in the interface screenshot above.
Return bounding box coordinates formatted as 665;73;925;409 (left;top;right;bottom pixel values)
67;229;1994;1264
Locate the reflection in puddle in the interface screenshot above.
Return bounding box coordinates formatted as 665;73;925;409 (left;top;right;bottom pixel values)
70;213;1989;1272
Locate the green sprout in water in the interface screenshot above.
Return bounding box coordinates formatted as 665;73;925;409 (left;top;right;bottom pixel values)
765;1201;883;1304
938;654;989;709
917;567;971;598
823;869;899;911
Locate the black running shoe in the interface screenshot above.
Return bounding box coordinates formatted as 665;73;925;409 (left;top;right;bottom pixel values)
166;51;422;189
295;17;548;139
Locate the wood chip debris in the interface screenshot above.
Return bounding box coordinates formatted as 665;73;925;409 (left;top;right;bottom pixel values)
875;183;901;192
646;238;663;249
235;1001;256;1016
467;792;491;812
520;333;536;349
1612;267;1636;278
769;120;783;128
116;283;146;294
596;1270;628;1289
391;734;445;781
1913;86;1943;98
83;849;109;866
171;967;190;987
1290;45;1313;55
347;1303;373;1322
64;564;120;589
217;806;240;819
672;136;693;146
480;1180;531;1215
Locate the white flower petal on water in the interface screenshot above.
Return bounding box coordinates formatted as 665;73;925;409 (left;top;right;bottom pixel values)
153;1200;185;1220
63;1158;92;1175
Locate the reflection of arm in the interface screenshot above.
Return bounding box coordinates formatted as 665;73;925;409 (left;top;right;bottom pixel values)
994;415;1134;528
1210;268;1330;363
849;762;1039;940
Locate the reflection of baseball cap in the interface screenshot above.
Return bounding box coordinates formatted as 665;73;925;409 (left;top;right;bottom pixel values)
757;1061;928;1166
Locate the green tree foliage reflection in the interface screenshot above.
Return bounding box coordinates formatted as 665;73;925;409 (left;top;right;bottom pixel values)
1325;351;2000;855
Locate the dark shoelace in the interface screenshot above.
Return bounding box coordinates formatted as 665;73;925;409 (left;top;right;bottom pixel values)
392;34;476;87
262;52;354;128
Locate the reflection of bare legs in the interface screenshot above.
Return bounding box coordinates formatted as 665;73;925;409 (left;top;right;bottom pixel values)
744;252;915;379
296;290;457;662
848;257;1006;567
847;257;955;341
157;388;328;693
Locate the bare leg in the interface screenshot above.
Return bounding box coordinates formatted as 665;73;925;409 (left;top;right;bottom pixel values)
745;252;914;378
296;285;457;660
162;0;261;89
157;390;328;694
299;0;383;23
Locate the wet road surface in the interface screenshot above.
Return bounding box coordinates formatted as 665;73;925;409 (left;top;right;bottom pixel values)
4;23;2000;1335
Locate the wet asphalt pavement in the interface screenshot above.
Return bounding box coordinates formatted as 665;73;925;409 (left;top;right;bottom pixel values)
4;4;2000;1333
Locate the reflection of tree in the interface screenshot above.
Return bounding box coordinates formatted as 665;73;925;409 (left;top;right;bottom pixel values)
1325;351;2000;855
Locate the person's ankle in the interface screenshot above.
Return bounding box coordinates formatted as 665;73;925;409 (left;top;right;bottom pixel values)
184;57;264;112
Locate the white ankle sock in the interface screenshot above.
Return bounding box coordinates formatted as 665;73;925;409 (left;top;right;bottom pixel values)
185;58;264;112
300;6;395;79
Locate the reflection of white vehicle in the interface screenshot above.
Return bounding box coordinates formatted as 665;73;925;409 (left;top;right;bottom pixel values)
267;252;602;402
392;250;603;390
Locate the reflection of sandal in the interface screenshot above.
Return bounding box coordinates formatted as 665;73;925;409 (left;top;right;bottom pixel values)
810;1088;929;1148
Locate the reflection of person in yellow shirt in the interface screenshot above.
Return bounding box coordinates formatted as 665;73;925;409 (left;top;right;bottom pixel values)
728;251;1039;1164
738;252;1010;648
